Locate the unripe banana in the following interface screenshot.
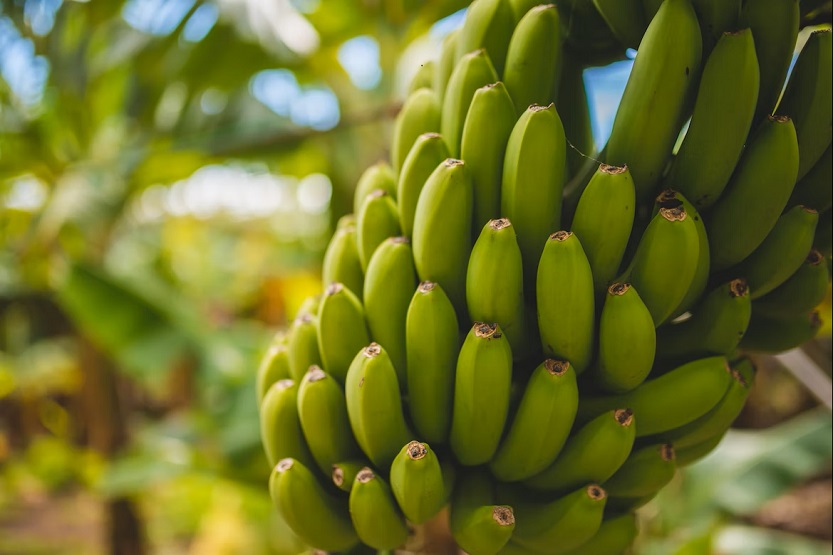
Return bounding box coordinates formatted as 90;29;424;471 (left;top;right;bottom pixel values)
257;342;291;405
570;164;636;293
727;205;818;299
491;359;579;481
461;83;517;232
435;30;460;103
450;470;515;555
510;484;608;554
345;343;412;470
776;29;833;180
625;205;700;326
322;224;364;300
391;88;442;175
503;4;563;114
740;310;822;353
578;356;733;436
397;132;450;238
593;0;647;50
348;467;409;550
364;237;418;384
603;443;676;498
503;105;568;290
508;0;544;19
317;283;370;384
406;281;459;444
408;60;436;95
467;219;527;353
287;312;323;382
556;53;596;178
691;0;741;53
707;115;800;270
457;0;517;75
298;366;361;474
269;458;359;552
412;159;474;317
353;162;397;216
357;189;401;272
332;460;367;493
296;293;323;318
536;231;595;372
441;49;499;158
560;513;639;555
450;322;513;466
755;249;829;317
675;431;725;467
390;441;447;525
656;279;751;359
260;380;315;469
665;28;760;210
605;0;702;200
593;282;656;393
336;213;356;231
789;144;832;213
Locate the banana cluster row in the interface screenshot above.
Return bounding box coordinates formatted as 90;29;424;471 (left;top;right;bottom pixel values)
257;0;831;552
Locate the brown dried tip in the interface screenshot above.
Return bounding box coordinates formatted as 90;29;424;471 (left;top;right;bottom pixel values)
275;379;294;391
723;29;747;36
444;158;465;167
544;359;570;376
422;132;442;140
325;282;343;296
809;311;822;327
406;441;427;460
807;250;824;265
729;278;749;298
418;281;436;293
306;366;326;382
294;312;314;326
356;467;375;484
608;282;630;296
529;103;554;112
490;218;512;230
660;206;687;221
277;458;294;472
474;322;501;339
369;188;389;199
550;230;572;241
493;506;515;526
769;114;791;124
661;444;676;462
389;236;410;245
801;205;818;215
614;408;634;427
332;465;344;486
655;189;683;209
587;484;607;501
600;163;627;174
532;3;556;12
482;82;501;90
730;368;748;388
363;343;382;358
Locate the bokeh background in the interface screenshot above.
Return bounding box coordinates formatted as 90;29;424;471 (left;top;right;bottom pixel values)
0;1;830;553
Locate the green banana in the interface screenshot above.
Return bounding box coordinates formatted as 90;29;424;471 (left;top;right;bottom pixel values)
287;312;323;382
467;219;527;353
317;282;370;384
456;0;517;75
605;0;702;200
397;132;450;238
503;4;563;114
740;0;799;121
269;458;359;552
560;513;639;555
363;236;418;384
297;366;361;474
450;470;515;555
412;158;474;316
332;460;367;493
691;0;741;54
570;164;636;293
675;431;725;466
259;379;314;470
503;104;568;290
450;322;514;466
336;213;356;231
593;282;656;393
408;60;436;95
578;356;733;436
536;231;595;372
406;280;459;444
656;278;752;359
390;441;447;525
664;28;760;210
755;249;829;317
321;223;365;300
740;309;822;353
348;467;409;550
356;189;401;272
707;115;800;270
257;342;291;405
508;0;544;20
593;0;647;50
625;205;700;326
344;343;412;470
603;443;676;499
524;408;636;493
391;88;442;175
460;82;517;232
441;49;499;158
776;29;832;180
790;144;832;213
435;30;460;103
556;53;596;178
727;205;818;299
491;359;579;481
296;294;322;318
353;162;397;216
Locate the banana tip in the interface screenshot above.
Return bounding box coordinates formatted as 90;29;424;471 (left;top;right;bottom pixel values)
474;322;502;339
363;343;382;358
493;506;515;526
406;441;428;460
600;163;627;175
729;278;749;298
659;206;687;222
549;230;572;242
544;359;570;376
305;365;326;382
325;282;343;296
608;282;630;296
661;444;676;462
277;458;294;472
357;467;375;483
807;250;824;265
489;218;512;230
418;281;436;293
614;408;634;426
332;465;344;486
587;484;607;501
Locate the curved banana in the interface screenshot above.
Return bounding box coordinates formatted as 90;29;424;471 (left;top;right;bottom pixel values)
348;467;409;550
441;49;499;158
397;132;450;238
256;342;291;405
665;28;760;210
450;470;515;555
353;162;397;216
789;144;832;213
755;249;829;317
321;224;364;300
593;0;647;50
364;236;418;384
556;53;596;178
605;0;702;200
287;312;323;382
461;82;517;232
603;443;676;499
740;310;822;353
317;282;370;384
269;458;359;552
450;322;514;466
344;343;412;470
570;164;636;292
456;0;517;75
390;441;447;525
356;189;401;272
435;30;460;103
560;513;639;555
524;408;636;493
332;460;367;493
260;379;314;469
391;88;442;175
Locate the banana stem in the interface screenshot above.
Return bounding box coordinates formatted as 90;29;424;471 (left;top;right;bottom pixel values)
400;507;461;554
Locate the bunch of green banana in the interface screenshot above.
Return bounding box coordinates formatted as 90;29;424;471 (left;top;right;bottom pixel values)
254;1;831;550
